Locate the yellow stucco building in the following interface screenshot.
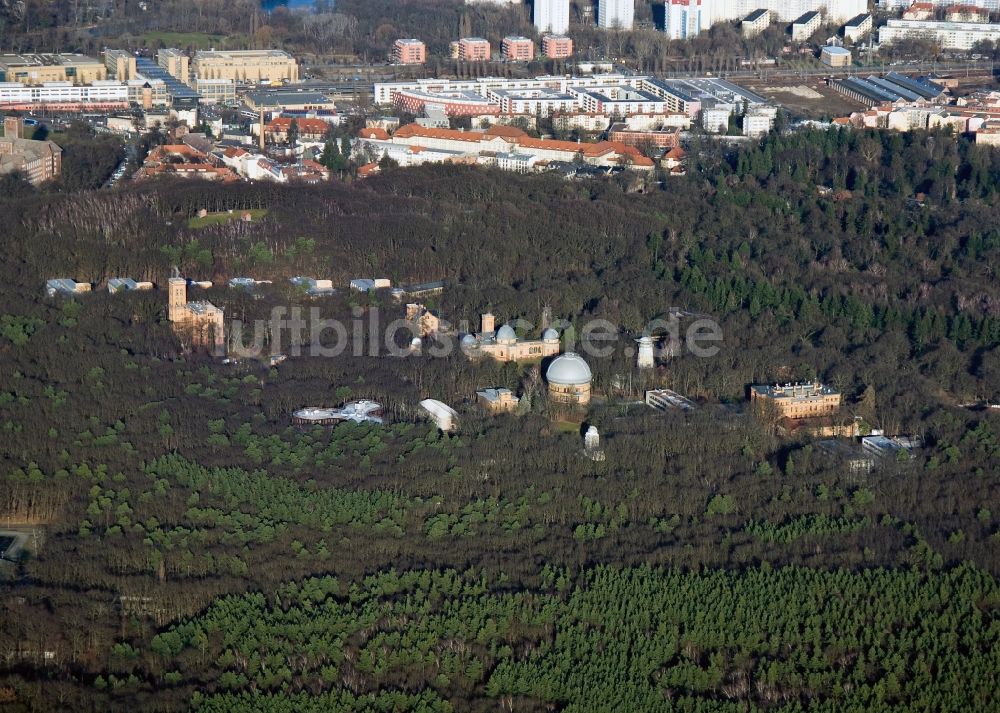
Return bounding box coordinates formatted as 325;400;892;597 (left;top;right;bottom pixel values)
463;313;561;362
0;53;106;84
192;50;298;84
750;382;841;420
168;277;224;351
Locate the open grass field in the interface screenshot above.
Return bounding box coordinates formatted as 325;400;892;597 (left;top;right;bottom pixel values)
187;209;268;229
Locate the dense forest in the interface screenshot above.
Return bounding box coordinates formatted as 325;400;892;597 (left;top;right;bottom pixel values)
0;128;999;711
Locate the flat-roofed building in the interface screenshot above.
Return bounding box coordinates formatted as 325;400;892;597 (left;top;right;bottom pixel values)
245;89;337;112
791;11;822;41
0;53;106;85
542;35;574;58
0;81;129;111
879;18;1000;50
502;36;535;61
157;49;190;82
599;0;634;29
192;49;298;84
534;0;570;34
104;49;137;80
665;0;709;40
751;381;841;420
821;45;852;67
195;78;236;104
457;38;491;61
842;13;873;42
393;39;426;65
742;9;772;36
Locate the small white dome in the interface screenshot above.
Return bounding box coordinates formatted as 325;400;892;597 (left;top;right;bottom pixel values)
638;335;653;345
496;324;517;343
542;328;559;341
546;352;592;385
461;334;477;346
411;337;422;346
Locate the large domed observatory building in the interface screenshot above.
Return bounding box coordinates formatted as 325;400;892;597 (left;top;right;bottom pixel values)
464;313;561;362
546;352;593;405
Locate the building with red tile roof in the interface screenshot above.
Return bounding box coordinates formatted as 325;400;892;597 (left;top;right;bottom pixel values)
355;123;654;172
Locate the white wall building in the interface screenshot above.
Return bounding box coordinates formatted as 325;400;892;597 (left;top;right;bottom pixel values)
878;19;1000;50
0;80;129;107
665;0;710;40
666;0;867;38
534;0;570;35
599;0;635;29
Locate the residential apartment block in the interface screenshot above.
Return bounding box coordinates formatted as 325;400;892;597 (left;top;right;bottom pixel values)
534;0;570;34
502;36;535;61
542;35;574;58
741;9;772;36
599;0;635;29
842;13;873;42
393;39;426;65
791;11;822;41
878;19;1000;50
457;38;491;61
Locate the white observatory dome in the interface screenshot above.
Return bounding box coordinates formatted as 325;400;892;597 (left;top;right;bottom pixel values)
546;352;592;385
542;328;559;341
495;324;517;343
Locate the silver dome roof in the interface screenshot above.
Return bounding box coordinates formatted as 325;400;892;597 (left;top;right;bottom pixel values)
546;352;592;385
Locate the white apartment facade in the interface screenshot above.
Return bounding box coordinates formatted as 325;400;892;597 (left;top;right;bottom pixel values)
878;19;1000;50
599;0;635;29
534;0;570;34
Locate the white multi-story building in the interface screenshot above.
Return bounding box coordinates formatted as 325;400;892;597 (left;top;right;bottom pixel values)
879;19;1000;50
667;0;867;38
880;0;998;10
534;0;570;34
665;0;710;39
599;0;635;29
0;80;128;108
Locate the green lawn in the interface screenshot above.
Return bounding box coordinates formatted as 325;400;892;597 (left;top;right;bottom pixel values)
187;209;268;229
